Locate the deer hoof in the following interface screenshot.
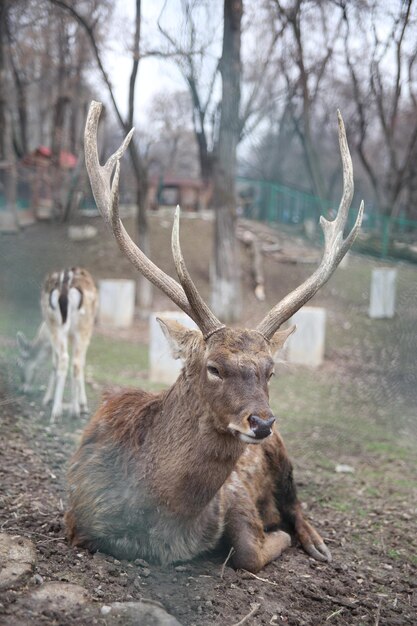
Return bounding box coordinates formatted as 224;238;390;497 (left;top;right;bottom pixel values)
304;540;332;562
50;409;62;423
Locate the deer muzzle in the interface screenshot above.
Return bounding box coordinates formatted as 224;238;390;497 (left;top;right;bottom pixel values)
248;415;275;440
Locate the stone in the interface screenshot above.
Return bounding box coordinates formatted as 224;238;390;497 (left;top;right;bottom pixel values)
101;601;182;625
303;218;317;240
18;209;36;228
31;574;44;585
27;582;90;611
149;312;198;385
35;199;53;220
68;225;97;241
101;605;112;615
98;279;136;328
0;212;19;233
286;306;326;367
335;464;355;473
369;268;397;319
0;533;36;590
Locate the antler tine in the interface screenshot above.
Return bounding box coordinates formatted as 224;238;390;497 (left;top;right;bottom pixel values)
172;206;224;339
256;111;364;341
84;101;200;324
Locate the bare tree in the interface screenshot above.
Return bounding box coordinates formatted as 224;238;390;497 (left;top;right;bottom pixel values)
146;90;199;180
156;0;221;184
4;1;108;224
210;0;243;320
270;0;344;209
49;0;152;309
157;0;285;320
342;0;417;218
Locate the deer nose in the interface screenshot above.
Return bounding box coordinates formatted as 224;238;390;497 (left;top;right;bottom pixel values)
248;415;275;439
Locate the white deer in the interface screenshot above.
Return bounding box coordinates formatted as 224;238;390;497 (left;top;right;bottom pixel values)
17;267;98;422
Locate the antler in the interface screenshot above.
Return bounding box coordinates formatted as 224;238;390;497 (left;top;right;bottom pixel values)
84;100;223;338
256;111;364;341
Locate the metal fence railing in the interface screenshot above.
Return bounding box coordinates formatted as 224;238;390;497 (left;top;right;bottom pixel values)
237;176;417;262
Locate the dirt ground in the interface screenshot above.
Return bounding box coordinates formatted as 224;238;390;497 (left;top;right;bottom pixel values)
0;213;416;625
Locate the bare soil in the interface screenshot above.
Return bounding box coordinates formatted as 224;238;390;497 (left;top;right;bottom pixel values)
0;213;416;625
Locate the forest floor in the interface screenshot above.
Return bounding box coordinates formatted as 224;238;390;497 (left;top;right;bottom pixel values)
0;211;416;625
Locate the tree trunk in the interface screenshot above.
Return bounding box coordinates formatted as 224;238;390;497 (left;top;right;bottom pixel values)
51;17;70;219
128;137;152;313
51;94;69;218
129;0;152;314
135;176;152;313
0;0;18;231
210;0;242;322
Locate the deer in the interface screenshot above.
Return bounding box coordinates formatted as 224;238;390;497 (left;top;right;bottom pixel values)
17;267;98;422
65;101;363;573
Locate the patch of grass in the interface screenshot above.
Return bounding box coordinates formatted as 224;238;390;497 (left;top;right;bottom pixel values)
0;300;41;342
270;364;416;471
387;548;402;560
364;440;411;460
88;335;148;388
392;477;417;490
326;500;352;513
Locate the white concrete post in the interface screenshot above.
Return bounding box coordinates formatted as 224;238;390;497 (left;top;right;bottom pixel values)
286;306;327;367
149;311;198;385
369;268;397;319
98;279;136;328
0;212;19;233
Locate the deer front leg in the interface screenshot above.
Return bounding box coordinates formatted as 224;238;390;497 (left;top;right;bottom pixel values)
51;339;69;423
225;492;291;573
270;435;331;562
43;357;56;406
71;337;89;417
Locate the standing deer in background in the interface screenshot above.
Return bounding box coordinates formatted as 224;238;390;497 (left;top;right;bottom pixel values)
66;102;363;573
17;268;98;422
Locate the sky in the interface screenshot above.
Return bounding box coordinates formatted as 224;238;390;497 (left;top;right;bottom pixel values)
98;0;222;127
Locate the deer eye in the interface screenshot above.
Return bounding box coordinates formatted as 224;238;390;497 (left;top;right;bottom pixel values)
207;365;222;380
267;371;275;382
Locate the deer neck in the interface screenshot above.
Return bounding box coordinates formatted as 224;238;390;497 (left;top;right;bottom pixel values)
151;372;245;516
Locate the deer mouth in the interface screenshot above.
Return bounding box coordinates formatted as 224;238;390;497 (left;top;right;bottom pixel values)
239;431;272;444
228;423;273;444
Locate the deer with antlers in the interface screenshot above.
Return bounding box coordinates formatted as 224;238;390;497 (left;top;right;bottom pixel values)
66;102;363;572
17;268;98;422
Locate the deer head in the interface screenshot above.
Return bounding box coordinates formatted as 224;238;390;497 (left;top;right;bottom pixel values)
157;317;296;443
16;331;37;391
16;324;52;392
84;101;363;441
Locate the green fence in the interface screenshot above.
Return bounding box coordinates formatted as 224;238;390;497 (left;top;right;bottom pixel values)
237;177;417;262
237;177;322;225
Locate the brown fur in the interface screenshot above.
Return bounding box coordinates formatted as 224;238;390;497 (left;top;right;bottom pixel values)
66;323;331;572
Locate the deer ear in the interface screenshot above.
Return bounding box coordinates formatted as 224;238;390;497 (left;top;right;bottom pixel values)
16;331;30;357
157;318;201;360
269;324;296;357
